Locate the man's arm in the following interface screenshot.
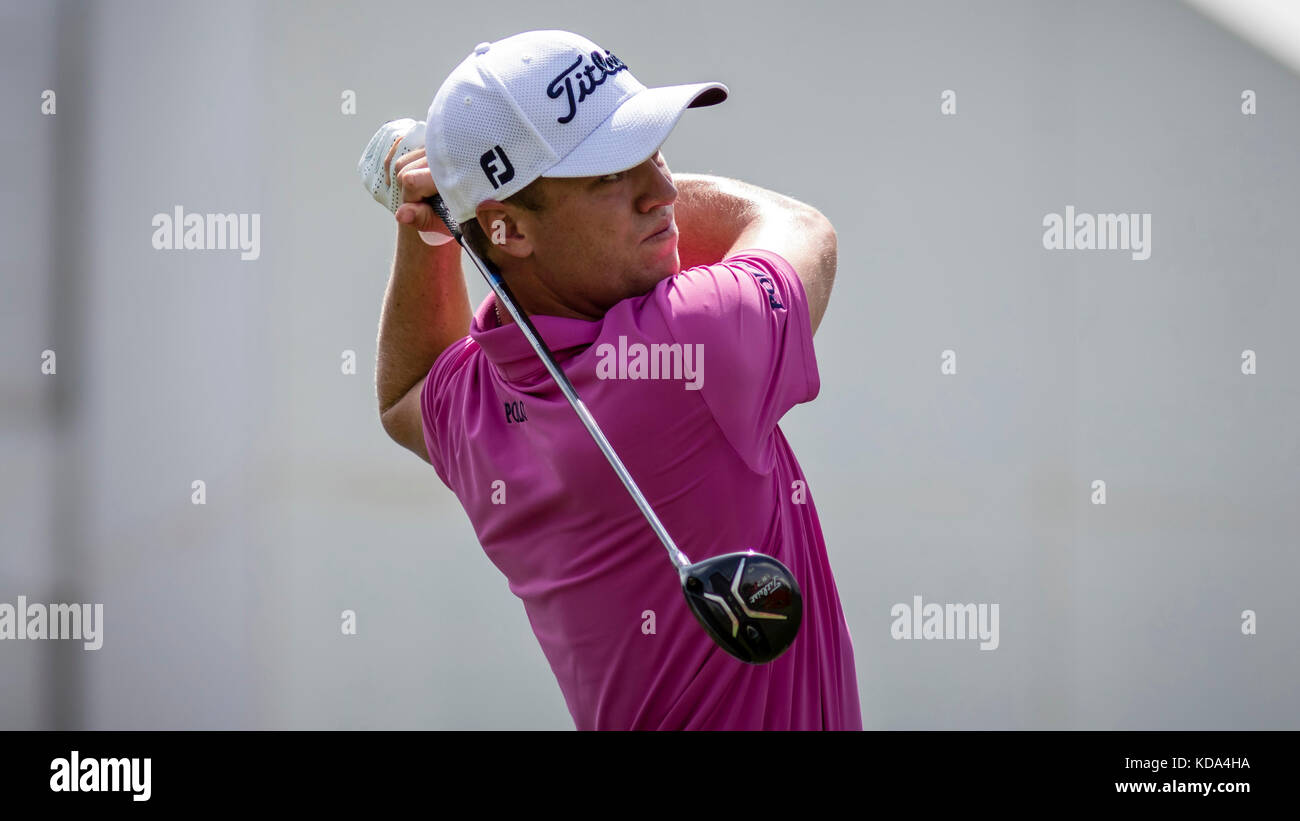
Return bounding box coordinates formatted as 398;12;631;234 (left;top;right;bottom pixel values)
671;173;837;335
376;223;470;463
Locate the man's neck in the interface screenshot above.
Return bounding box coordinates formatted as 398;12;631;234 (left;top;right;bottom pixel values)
492;274;604;324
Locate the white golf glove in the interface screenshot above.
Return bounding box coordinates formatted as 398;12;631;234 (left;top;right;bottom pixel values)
358;118;454;245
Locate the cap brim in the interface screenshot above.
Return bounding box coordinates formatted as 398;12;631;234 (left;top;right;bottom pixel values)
542;82;728;178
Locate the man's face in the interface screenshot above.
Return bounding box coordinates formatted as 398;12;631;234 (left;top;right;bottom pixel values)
491;150;680;319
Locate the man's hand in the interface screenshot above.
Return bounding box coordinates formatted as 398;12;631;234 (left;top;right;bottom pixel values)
359;118;456;245
388;144;455;242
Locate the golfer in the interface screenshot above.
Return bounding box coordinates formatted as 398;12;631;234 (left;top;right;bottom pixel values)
369;29;861;730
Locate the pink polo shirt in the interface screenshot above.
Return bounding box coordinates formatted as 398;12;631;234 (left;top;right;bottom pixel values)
421;248;861;730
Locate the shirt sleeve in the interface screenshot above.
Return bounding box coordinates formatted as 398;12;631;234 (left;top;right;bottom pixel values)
652;248;820;473
420;336;473;489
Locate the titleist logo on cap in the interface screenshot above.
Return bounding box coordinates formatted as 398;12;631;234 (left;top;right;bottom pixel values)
547;50;629;124
426;29;725;222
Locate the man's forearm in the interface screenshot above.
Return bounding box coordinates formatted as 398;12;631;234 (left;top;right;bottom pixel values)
375;226;470;416
672;173;815;269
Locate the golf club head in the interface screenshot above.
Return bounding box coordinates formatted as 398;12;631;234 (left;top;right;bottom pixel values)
680;551;802;664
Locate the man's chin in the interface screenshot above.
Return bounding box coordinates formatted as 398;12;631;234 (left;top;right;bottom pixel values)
663;249;683;277
619;256;680;302
655;257;681;285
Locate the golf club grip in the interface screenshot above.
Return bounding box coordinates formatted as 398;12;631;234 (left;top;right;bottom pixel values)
426;194;461;239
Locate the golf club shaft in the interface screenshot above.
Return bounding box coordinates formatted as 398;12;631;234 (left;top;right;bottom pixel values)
427;194;691;572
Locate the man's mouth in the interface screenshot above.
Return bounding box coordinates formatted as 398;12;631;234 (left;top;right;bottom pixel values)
643;220;676;243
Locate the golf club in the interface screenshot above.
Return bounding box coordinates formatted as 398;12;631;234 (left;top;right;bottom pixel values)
424;193;802;664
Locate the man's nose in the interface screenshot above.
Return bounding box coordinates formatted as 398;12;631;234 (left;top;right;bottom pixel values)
637;155;676;212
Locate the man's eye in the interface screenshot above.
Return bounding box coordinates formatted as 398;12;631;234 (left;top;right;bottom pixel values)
600;171;625;183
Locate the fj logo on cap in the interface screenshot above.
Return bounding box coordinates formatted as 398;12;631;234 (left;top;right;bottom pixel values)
547;50;629;124
480;145;515;189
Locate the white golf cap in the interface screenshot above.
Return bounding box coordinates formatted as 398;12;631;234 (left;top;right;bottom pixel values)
426;30;728;223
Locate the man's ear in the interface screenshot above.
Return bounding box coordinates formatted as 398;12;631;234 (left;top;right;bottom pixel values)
475;201;534;259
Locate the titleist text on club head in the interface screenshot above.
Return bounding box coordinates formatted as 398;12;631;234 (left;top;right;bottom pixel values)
680;551;802;664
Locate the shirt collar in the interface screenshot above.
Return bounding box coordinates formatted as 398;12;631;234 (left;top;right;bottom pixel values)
468;293;603;381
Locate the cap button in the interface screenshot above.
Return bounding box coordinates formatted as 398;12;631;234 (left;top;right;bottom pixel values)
474;41;491;55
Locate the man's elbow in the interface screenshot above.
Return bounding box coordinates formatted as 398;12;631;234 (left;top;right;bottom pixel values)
793;204;837;265
379;409;397;441
378;399;400;443
379;379;433;465
814;211;837;279
800;208;837;332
